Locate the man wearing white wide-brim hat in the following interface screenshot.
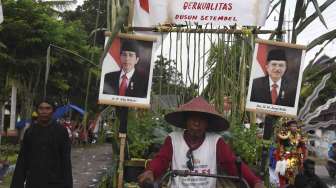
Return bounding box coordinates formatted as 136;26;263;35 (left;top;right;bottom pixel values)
138;97;265;188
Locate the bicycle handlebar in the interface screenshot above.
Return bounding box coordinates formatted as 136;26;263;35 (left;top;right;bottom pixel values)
142;157;249;188
142;170;250;188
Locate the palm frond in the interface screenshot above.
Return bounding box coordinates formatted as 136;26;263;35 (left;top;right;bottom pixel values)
293;0;304;28
304;56;336;82
307;28;336;51
267;0;281;19
310;0;328;29
307;40;333;67
295;0;334;34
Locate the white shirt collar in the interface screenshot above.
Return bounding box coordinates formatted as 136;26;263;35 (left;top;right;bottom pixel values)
119;69;135;86
120;68;135;79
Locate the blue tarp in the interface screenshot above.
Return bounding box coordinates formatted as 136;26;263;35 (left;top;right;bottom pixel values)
52;104;85;119
16;119;31;129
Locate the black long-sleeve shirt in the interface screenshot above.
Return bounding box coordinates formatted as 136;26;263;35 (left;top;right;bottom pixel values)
11;121;72;188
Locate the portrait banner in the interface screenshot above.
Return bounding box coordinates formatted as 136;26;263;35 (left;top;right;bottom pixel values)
246;39;306;117
98;33;157;108
132;0;270;27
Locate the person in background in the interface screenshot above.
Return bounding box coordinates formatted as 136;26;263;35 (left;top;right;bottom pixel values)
11;98;72;188
62;117;73;140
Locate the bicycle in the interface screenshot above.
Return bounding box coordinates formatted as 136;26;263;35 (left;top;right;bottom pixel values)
142;169;250;188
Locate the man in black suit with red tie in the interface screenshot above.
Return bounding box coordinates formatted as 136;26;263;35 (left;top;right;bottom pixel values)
250;49;296;107
103;40;149;98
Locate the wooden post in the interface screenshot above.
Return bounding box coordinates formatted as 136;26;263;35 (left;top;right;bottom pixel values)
117;107;129;188
117;133;127;188
259;115;278;179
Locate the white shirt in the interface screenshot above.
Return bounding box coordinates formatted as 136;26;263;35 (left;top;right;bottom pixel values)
119;69;135;88
268;77;281;95
169;131;220;188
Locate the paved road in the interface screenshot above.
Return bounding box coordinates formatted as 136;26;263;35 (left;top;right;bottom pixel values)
72;144;113;188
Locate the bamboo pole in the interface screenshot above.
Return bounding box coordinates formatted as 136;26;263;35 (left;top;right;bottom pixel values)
239;39;246;115
117;133;127;188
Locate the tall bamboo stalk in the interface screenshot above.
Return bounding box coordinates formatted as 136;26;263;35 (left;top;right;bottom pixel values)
238;39;246;117
83;0;101;128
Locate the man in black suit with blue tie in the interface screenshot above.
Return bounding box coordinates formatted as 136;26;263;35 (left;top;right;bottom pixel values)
103;40;149;98
250;49;296;107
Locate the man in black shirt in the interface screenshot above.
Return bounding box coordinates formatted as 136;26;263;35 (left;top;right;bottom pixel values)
11;98;72;188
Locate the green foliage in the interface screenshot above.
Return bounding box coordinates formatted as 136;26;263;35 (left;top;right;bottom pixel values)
229;120;264;166
152;55;197;102
127;110;172;158
127;111;155;158
0;174;13;188
0;144;19;163
96;158;118;188
203;36;252;117
152;55;183;96
0;0;101;119
61;0;107;47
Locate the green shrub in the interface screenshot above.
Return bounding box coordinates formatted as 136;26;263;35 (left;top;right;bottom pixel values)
229;122;265;166
127;110;172;158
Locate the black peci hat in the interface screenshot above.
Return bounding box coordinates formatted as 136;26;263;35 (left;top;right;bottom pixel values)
121;40;139;56
267;49;287;62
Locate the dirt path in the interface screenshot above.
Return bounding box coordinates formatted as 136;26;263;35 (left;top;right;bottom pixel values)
72;143;113;188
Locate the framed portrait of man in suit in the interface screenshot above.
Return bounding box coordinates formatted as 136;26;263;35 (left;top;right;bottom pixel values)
246;39;306;117
98;33;157;108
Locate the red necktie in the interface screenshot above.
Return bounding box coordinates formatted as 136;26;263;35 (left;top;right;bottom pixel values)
139;0;149;13
119;74;128;96
271;83;278;104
